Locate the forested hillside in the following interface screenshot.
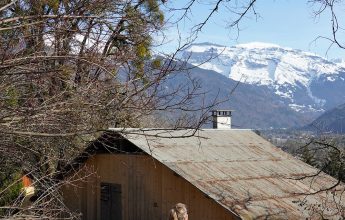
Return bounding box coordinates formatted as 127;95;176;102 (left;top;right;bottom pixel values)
307;103;345;134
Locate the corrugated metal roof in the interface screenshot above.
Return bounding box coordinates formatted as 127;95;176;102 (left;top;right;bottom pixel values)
109;128;345;219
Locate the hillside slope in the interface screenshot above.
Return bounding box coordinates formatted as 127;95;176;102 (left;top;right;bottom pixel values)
307;103;345;134
164;64;313;129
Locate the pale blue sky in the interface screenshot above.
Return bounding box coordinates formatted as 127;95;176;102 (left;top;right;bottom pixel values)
159;0;345;59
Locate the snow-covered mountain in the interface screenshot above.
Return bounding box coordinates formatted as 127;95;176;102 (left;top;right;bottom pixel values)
180;42;345;114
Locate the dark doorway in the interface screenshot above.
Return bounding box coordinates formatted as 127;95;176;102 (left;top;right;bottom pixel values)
100;183;122;220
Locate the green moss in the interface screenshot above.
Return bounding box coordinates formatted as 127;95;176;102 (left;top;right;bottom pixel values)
136;43;148;58
5;87;19;108
154;11;164;25
47;0;60;12
0;172;23;217
151;58;162;69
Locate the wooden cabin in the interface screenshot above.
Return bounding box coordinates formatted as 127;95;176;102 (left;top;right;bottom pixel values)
61;129;345;220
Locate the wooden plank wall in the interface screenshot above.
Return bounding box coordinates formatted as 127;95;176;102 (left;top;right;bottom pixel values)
62;154;238;220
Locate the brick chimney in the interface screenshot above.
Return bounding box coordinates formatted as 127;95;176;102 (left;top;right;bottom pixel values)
212;110;232;129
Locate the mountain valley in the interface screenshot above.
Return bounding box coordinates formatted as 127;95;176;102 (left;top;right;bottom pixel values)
166;42;345;129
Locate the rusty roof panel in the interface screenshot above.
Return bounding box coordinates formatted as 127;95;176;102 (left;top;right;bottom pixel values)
109;128;345;219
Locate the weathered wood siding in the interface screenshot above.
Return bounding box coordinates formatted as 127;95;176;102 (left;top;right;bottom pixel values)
62;154;238;220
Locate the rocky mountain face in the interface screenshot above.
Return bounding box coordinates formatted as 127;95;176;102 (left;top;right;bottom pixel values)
179;42;345;116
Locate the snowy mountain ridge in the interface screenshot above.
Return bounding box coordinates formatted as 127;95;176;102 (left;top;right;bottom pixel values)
180;42;345;113
184;42;342;86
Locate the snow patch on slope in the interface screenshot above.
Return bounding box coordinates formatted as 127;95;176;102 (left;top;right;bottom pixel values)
236;42;281;49
195;62;223;73
181;42;344;113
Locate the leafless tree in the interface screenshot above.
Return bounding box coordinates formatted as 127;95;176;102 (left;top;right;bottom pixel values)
310;0;345;52
0;0;221;218
3;0;343;219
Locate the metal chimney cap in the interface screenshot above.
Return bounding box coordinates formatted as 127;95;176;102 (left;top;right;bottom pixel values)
211;110;233;116
211;110;232;129
211;109;234;111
